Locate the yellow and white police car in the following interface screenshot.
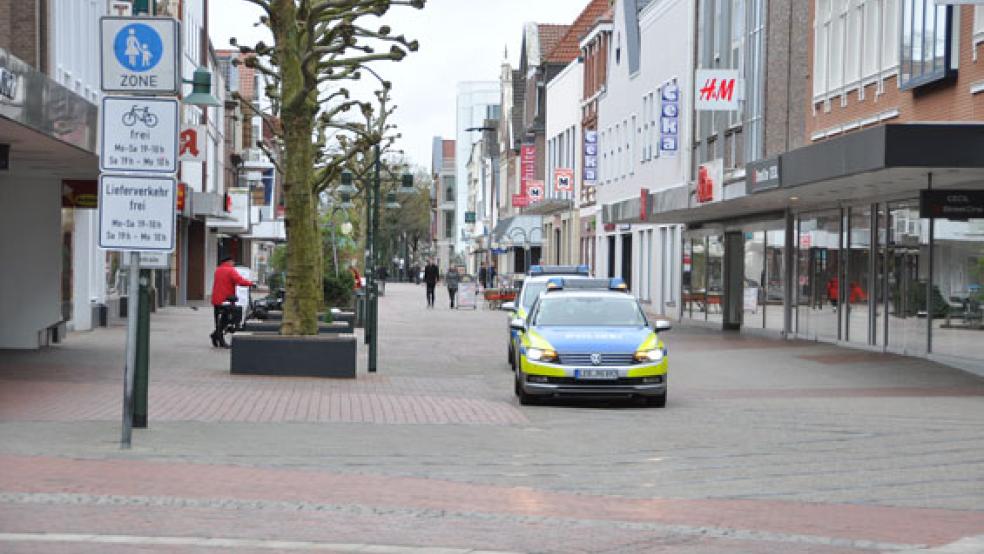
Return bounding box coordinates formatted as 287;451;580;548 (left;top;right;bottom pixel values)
510;278;670;407
503;265;590;370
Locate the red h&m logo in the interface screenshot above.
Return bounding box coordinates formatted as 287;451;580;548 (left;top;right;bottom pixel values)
696;166;714;203
698;78;736;103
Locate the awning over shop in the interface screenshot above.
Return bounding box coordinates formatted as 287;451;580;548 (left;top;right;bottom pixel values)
610;124;984;227
522;198;573;215
0;48;98;181
492;214;544;245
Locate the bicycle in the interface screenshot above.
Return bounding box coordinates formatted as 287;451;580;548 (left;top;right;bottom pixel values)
121;105;158;128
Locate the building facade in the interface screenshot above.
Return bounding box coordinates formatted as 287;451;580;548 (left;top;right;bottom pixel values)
454;82;500;267
595;0;693;313
430;137;456;272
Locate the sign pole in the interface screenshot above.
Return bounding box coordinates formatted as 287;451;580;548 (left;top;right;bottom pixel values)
133;268;151;428
121;251;140;448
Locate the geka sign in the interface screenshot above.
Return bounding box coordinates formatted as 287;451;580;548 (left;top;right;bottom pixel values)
695;69;740;111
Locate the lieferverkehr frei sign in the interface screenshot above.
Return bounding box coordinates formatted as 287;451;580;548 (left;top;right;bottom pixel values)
98;174;176;251
101;16;180;94
100;96;179;173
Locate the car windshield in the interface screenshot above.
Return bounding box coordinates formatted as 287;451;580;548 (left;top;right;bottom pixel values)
520;282;548;311
534;296;647;327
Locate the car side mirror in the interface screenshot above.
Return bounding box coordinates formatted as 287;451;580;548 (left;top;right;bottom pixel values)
509;317;526;331
654;319;672;332
501;301;516;312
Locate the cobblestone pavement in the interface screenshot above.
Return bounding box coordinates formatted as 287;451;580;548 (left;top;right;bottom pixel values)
1;283;984;553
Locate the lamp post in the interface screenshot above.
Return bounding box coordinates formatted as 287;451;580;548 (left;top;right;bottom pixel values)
359;144;416;373
124;66;224;445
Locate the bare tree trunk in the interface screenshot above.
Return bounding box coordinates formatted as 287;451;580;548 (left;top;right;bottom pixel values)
274;0;321;335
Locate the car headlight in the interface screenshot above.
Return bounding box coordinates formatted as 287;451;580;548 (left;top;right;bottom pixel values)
526;347;558;362
633;348;664;363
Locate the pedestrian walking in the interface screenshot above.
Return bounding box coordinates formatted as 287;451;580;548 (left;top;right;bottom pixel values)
488;263;497;289
423;258;439;308
478;264;488;290
446;266;460;309
210;256;253;347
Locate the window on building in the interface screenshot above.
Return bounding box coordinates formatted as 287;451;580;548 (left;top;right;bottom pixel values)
444;212;455;240
630;115;637;174
814;0;901;100
442;175;455;201
900;1;952;90
976;6;984;39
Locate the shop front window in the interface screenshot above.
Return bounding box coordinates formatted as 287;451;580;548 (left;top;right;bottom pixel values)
765;229;785;331
797;212;841;341
846;205;873;345
931;218;984;361
744;232;765;329
707;235;725;323
683;237;708;320
887;201;928;355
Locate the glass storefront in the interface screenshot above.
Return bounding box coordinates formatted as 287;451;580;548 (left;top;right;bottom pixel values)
931;218;984;361
678;200;984;366
796;211;841;341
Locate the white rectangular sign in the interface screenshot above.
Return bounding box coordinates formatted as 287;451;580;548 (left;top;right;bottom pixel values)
122;251;171;269
100;96;179;174
100;16;180;94
98;174;176;252
695;69;741;111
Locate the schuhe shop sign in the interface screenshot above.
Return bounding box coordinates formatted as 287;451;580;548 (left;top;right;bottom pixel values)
920;190;984;220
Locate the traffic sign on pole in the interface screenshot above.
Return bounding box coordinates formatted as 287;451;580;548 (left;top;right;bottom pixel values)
100;96;179;174
101;16;180;94
98;174;176;252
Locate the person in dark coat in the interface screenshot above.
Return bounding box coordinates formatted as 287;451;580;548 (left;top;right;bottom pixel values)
423;258;439;308
446;266;460;308
478;264;488;289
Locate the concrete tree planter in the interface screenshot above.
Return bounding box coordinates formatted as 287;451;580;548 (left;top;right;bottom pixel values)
230;334;357;378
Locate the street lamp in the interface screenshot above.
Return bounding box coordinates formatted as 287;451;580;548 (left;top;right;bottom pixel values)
362;144;417;373
181;67;223;108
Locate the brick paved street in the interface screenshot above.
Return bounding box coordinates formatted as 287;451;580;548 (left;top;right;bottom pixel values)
1;283;984;553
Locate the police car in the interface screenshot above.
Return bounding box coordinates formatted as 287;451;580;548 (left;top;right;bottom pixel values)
503;265;591;370
510;278;670;407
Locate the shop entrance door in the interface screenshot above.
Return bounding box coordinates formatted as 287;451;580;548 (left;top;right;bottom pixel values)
621;233;633;290
724;232;744;330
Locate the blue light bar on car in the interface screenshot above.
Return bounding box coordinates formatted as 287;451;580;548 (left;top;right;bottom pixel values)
545;278;565;290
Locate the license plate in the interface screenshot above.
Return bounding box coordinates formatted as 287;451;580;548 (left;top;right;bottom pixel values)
575;368;619;380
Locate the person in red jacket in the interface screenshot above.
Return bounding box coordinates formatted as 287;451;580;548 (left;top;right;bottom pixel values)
210;256;254;347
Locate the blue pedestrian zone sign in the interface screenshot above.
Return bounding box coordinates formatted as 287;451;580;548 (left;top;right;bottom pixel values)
114;24;163;72
101;17;179;94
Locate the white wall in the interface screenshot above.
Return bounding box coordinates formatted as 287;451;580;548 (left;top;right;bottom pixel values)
595;0;692;309
51;0;106;104
598;0;693;204
71;210;107;332
0;180;63;348
546;60;583;202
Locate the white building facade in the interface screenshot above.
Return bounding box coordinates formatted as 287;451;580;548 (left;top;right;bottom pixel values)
595;0;694;313
454;82;500;267
544;59;583;266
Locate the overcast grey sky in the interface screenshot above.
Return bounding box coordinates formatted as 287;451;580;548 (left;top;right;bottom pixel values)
209;0;591;168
